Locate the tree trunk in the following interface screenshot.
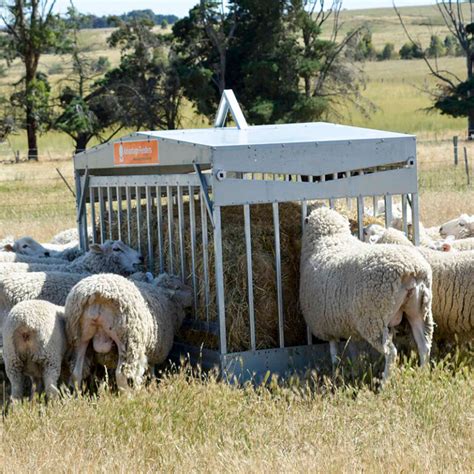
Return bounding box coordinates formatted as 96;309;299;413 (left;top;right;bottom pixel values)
74;134;90;154
467;50;473;139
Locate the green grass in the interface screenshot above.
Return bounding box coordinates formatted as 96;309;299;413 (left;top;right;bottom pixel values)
2;356;473;472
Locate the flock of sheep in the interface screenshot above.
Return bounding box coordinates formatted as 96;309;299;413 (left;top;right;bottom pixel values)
0;205;473;401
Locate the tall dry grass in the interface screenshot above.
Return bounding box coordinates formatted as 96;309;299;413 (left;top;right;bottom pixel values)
1;356;473;473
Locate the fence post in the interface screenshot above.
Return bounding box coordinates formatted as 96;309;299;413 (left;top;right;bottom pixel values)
15;150;19;163
464;147;471;185
453;136;458;165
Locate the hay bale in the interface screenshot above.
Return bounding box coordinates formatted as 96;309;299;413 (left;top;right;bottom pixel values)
103;199;306;352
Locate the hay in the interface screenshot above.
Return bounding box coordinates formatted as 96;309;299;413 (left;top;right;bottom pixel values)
101;197;384;352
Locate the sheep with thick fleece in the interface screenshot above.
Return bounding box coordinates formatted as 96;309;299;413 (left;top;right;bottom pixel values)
439;214;474;239
0;252;66;264
64;273;192;389
300;208;433;380
3;300;66;401
368;226;474;340
3;236;83;261
50;226;93;245
0;240;142;277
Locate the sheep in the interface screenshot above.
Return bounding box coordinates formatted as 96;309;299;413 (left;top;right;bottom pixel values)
367;226;474;340
0;240;143;277
3;300;66;401
0;252;67;264
439;214;474;239
64;273;192;390
300;208;433;381
3;236;83;261
50;226;92;245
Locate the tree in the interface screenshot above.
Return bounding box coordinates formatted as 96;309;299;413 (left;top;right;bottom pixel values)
380;42;395;60
100;16;183;130
53;7;121;153
395;1;474;137
0;0;70;160
426;34;446;57
399;42;424;59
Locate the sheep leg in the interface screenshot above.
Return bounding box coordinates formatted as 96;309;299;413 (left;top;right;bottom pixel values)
329;340;338;371
71;340;89;389
366;327;397;383
43;365;61;399
7;369;25;402
115;355;128;391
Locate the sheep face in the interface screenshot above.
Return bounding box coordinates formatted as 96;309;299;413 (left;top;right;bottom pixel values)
363;224;385;243
439;214;474;239
89;240;143;273
4;237;51;257
304;208;350;239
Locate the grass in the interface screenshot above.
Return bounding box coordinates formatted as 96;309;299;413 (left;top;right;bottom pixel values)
1;357;473;472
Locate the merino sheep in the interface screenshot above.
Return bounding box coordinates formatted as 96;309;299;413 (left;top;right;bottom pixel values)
439;214;474;239
3;300;66;401
300;208;433;381
50;227;92;245
0;253;67;264
4;236;83;261
0;240;143;276
64;273;192;390
368;226;474;340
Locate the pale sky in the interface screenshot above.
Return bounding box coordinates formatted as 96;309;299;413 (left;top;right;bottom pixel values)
48;0;438;18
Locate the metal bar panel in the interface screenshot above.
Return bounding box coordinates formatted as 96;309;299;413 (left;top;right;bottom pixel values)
177;186;186;281
212;138;416;175
116;186;122;241
200;190;210;322
357;196;364;240
89;174;204;188
213;167;418;206
98;187;106;243
188;187;198;316
384;194;393;228
126;187;132;246
75;167;90;248
214;89;249;130
244;203;256;351
402;194;408;235
136;186;142;253
213;206;227;355
107;186;113;240
411;193;420;245
273;202;284;349
156;186;164;273
146;186;154;272
167;186;174;274
300;199;313;346
89;187;97;244
193;163;214;226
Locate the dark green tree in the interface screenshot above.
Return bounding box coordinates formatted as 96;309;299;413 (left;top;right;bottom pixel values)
426;34;446;58
0;0;70;160
380;42;395;60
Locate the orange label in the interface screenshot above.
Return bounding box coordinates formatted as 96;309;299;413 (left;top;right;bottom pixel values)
114;140;159;166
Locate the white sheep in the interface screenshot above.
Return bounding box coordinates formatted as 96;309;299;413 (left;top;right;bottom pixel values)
0;252;67;264
3;236;82;261
50;227;92;245
367;226;474;340
3;300;66;401
439;214;474;239
0;240;143;276
300;208;433;381
64;273;192;390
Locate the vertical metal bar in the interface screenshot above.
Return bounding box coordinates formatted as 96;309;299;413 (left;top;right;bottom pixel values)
301;200;312;346
373;195;378;216
89;187;97;244
126;187;132;246
116;186;122;241
74;171;84;250
136;186;142;254
188;186;198;317
402;194;408;235
273;202;284;349
384;194;393;229
244;203;256;351
357;196;364;240
82;193;89;251
166;186;174;274
146;186;154;272
98;187;106;243
156;186;164;273
107;186;113;240
213;206;227;355
200;190;210;322
177;186;186;281
411;193;420;245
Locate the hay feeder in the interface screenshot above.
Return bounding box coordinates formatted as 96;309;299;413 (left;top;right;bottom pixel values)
73;90;420;382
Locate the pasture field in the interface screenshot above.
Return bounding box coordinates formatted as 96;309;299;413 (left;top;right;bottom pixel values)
1;358;473;472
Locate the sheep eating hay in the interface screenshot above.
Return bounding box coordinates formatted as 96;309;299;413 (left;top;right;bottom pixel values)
64;273;192;389
300;208;434;380
3;300;66;401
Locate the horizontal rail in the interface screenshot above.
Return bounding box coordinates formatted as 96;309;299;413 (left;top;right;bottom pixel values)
89;174;206;188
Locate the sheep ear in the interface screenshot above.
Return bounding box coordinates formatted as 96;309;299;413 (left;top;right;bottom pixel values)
442;243;452;252
304;216;309;224
89;243;103;254
3;244;14;252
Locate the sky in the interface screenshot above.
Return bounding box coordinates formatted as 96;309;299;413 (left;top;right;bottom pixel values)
47;0;438;18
